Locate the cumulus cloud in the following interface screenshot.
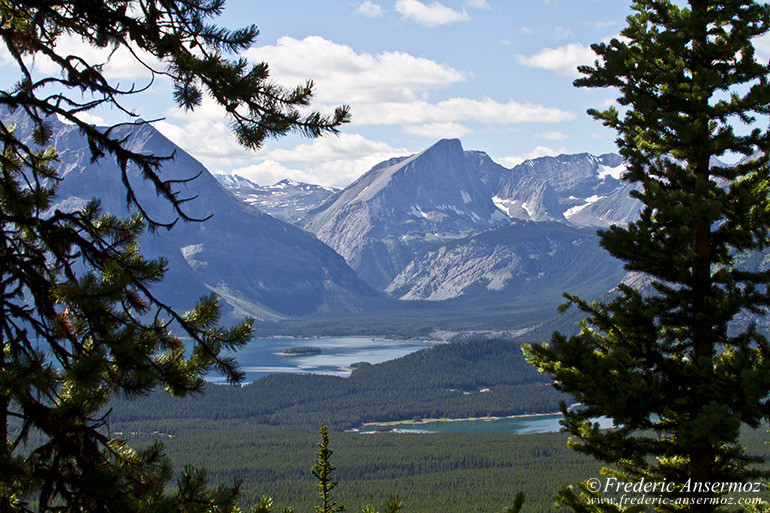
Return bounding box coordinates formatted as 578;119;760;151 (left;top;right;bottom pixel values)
245;36;465;104
158;92;574;174
152;36;576;185
57;112;108;126
494;145;566;168
754;33;770;59
28;34;161;81
0;43;13;67
264;133;398;163
228;160;301;187
156;117;253;170
395;0;470;27
353;97;575;125
182;37;573;141
230;134;408;188
403;122;472;138
158;95;409;188
356;1;385;17
516;42;597;77
593;98;618;111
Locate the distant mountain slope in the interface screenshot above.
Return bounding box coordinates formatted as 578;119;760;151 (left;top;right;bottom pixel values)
213;140;647;306
8;111;382;320
213;173;259;189
386;221;626;302
214;176;339;224
303;139;511;287
488;152;640;227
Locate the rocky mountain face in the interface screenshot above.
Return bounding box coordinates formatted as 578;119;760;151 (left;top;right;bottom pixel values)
385;221;626;302
487;152;640;227
274;139;642;297
214;176;339;225
301;139;512;288
213;173;259;189
8;111;381;321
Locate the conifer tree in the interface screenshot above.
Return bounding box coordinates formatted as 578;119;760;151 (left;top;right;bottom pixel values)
525;1;770;511
311;425;345;513
0;1;348;511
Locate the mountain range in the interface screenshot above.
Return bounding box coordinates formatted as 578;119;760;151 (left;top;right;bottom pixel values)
7;111;381;322
8;107;646;331
214;174;339;225
215;138;636;315
295;140;638;293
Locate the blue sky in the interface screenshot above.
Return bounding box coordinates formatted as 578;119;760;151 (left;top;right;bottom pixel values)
6;1;768;188
193;0;635;186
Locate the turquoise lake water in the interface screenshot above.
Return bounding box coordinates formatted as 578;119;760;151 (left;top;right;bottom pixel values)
207;336;434;383
210;336;614;435
357;414;615;435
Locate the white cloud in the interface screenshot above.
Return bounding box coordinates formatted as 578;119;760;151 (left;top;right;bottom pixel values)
754;33;770;59
166;95;230;122
157;97;263;169
158;107;408;188
494;145;566;167
395;0;470;27
353;97;575;125
516;42;597;77
231;134;408;188
264;133;397;163
152;36;576;185
403;122;472;138
593;98;617;110
356;1;385;17
229;160;300;187
156;117;253;169
534;130;570;141
466;0;491;9
57;112;107;126
0;43;13;67
246;36;465;104
29;34;161;81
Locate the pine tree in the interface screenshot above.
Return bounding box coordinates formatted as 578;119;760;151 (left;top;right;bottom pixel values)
525;1;770;512
0;1;348;511
311;425;345;513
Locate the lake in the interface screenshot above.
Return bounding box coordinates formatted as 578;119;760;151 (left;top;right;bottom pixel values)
356;414;615;435
207;336;435;383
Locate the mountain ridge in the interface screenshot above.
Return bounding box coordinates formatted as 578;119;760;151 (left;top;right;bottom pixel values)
5;110;383;321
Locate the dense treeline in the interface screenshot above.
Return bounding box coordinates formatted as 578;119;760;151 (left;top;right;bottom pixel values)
110;422;769;513
112;423;600;513
100;335;770;512
108;337;566;429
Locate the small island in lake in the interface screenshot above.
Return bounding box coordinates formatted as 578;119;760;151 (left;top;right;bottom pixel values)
275;346;323;356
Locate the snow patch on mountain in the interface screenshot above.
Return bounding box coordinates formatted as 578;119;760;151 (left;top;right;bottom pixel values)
181;243;208;270
597;163;626;180
213;173;259;189
564;195;605;219
492;196;528;220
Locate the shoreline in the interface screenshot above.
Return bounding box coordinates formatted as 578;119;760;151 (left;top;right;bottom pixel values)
360;411;562;429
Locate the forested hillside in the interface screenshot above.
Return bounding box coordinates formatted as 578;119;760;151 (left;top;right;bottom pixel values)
109;337;566;429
